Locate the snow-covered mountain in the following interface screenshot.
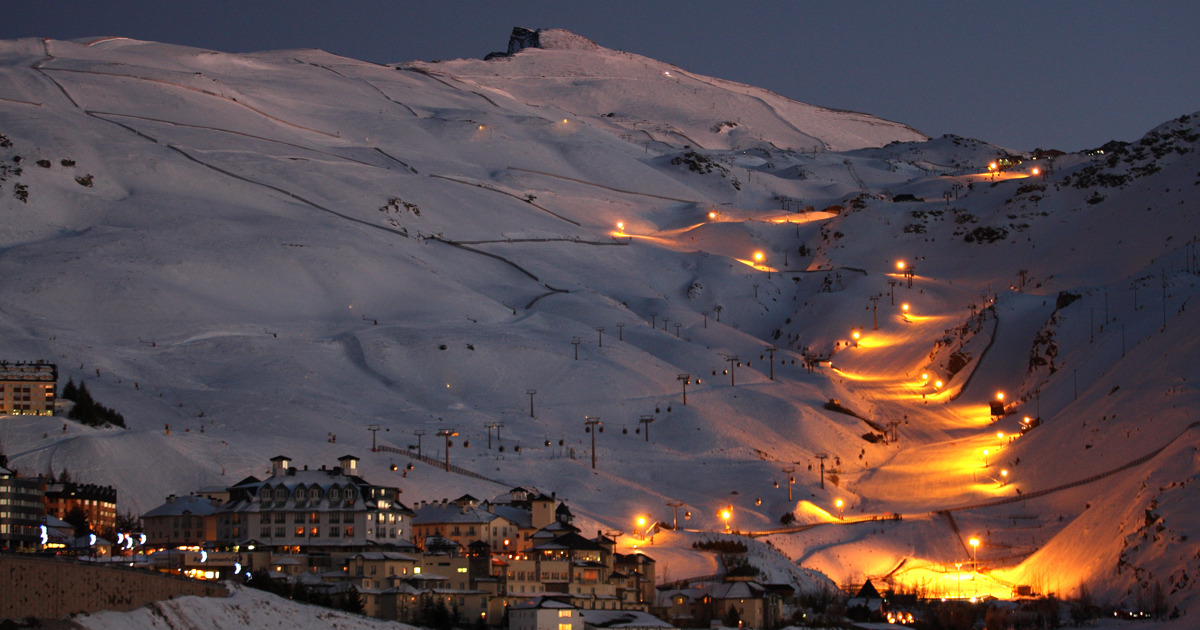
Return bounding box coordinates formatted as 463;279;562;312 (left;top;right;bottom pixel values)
1;28;1198;620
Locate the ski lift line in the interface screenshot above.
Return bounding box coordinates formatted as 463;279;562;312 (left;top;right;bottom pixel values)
506;167;700;204
374;444;508;487
429;174;582;226
37;65;341;138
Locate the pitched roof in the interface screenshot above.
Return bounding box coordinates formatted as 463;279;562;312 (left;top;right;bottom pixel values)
142;495;220;518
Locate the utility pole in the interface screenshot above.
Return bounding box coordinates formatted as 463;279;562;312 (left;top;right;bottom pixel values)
617;322;625;341
527;389;537;418
650;312;658;328
678;373;691;405
674;322;681;338
571;337;581;360
888;280;897;305
764;346;777;380
869;296;880;330
367;424;381;452
638;415;654;442
753;282;760;298
724;355;739;386
701;311;709;328
596;326;605;347
816;454;829;489
584;416;602;470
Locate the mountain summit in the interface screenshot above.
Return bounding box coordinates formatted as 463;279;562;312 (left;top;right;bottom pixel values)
1;30;1198;619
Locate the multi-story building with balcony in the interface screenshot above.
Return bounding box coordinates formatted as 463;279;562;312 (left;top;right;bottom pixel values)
42;481;118;537
0;457;44;550
0;361;56;416
215;455;414;553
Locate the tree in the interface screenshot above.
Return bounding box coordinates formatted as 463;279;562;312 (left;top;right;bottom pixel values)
723;605;741;628
64;506;90;538
340;590;365;614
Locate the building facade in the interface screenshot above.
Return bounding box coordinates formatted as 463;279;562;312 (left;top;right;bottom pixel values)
216;455;414;552
0;361;56;416
142;494;221;548
0;460;44;550
42;481;117;537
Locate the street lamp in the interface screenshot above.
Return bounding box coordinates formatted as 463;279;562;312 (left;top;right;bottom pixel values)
635;516;647;540
720;506;733;533
982;449;989;467
969;538;980;573
835;499;844;520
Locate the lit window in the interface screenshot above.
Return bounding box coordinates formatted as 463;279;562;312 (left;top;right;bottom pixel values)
559;610;572;618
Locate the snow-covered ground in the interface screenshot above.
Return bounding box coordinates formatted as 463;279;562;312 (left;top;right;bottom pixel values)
1;28;1198;624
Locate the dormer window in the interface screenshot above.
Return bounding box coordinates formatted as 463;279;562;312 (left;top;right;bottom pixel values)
295;487;306;501
329;487;341;501
310;488;323;501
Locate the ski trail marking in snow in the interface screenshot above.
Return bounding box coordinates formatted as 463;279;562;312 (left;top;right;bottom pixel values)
506;167;700;203
430;174;582;226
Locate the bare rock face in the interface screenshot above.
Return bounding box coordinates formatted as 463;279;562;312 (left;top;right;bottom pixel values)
485;26;601;60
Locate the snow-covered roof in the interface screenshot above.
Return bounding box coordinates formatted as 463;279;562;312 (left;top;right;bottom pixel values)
142;494;221;518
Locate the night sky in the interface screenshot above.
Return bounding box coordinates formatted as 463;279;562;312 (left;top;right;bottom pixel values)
6;1;1199;152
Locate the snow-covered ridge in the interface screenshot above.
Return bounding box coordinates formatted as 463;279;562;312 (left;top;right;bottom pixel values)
1;27;1199;621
